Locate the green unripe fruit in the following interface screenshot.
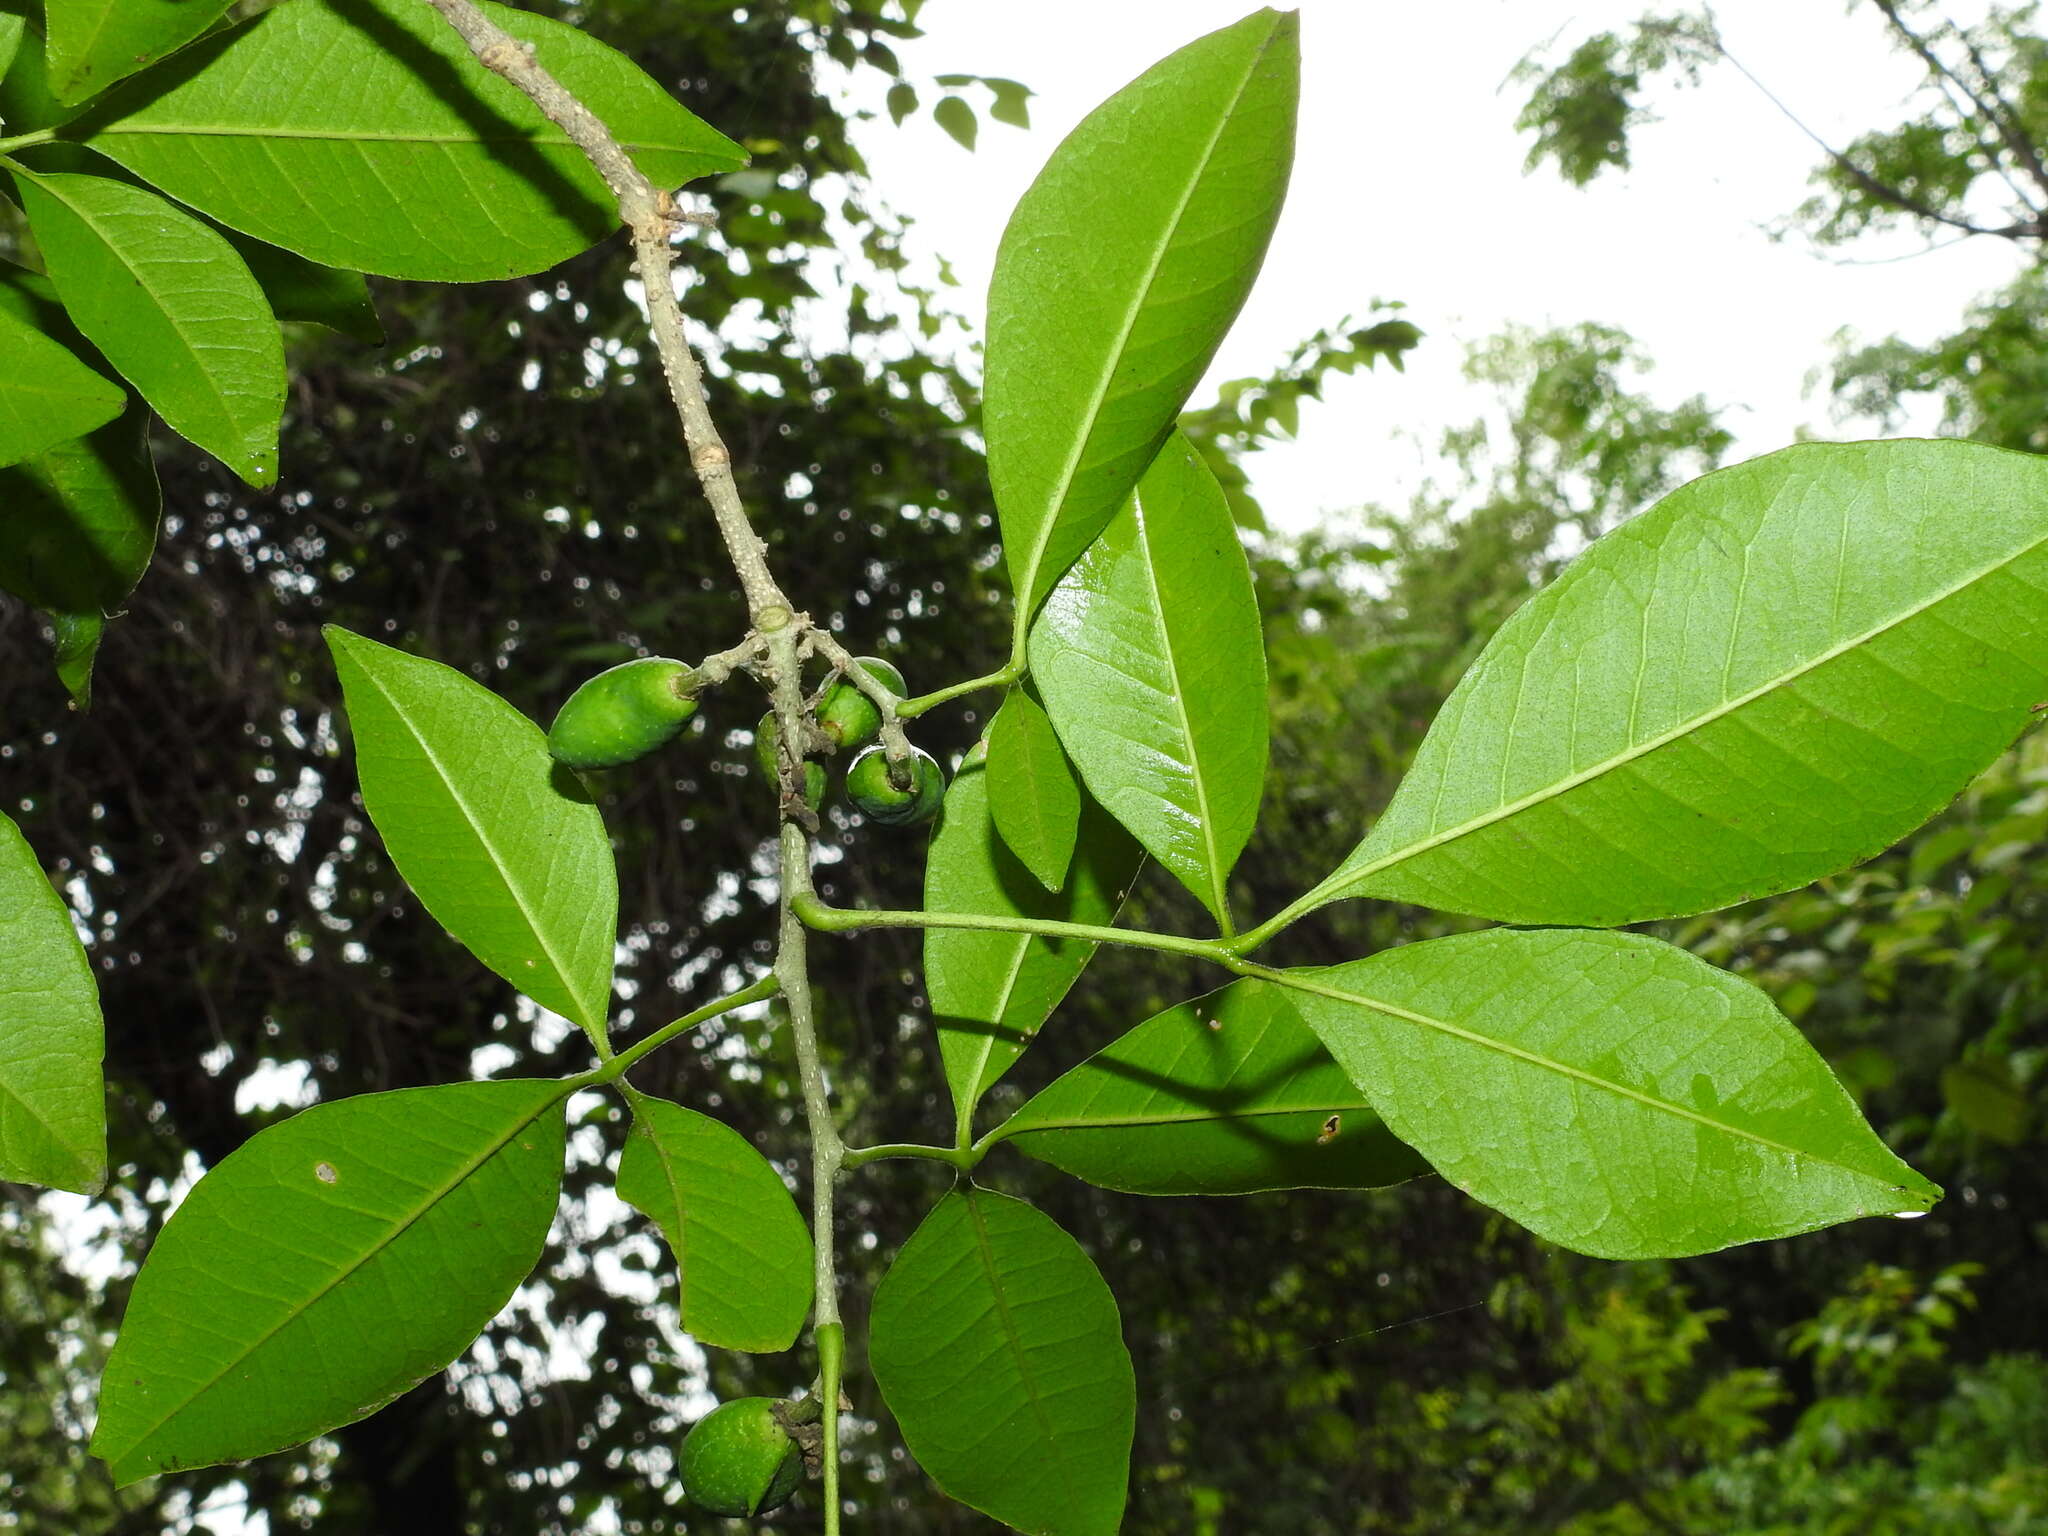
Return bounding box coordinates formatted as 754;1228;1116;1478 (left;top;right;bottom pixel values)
816;657;906;750
547;657;698;770
756;712;826;811
846;744;944;828
678;1397;803;1517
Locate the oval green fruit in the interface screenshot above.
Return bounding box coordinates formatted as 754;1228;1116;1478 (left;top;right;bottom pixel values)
846;745;944;828
756;711;826;811
548;657;697;769
678;1397;804;1517
816;656;906;750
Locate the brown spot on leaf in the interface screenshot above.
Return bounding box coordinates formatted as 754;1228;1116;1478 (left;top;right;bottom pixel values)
1317;1115;1341;1145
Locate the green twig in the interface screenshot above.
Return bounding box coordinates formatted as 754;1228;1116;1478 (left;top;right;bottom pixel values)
792;892;1242;967
841;1141;981;1172
576;975;782;1090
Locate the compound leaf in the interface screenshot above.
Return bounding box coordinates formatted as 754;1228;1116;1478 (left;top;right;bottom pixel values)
1282;927;1940;1259
326;626;617;1036
996;979;1426;1196
870;1190;1133;1536
616;1094;812;1353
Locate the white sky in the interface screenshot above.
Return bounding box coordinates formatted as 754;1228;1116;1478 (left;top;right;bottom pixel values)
841;0;2027;523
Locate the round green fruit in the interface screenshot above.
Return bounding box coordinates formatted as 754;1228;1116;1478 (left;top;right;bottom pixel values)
756;712;826;811
815;657;906;750
548;657;698;770
846;745;944;828
678;1397;803;1517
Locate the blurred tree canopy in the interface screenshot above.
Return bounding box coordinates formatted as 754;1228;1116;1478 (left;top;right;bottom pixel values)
1;1;2044;1532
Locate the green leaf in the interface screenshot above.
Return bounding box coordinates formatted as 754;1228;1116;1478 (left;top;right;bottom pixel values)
986;688;1080;893
925;754;1142;1140
0;405;160;614
1029;435;1268;929
0;12;22;86
0;811;106;1194
220;229;382;344
985;8;1297;632
996;979;1426;1196
931;93;975;150
870;1190;1133;1536
0;18;85;134
325;626;617;1037
616;1094;813;1353
1281;927;1940;1259
1294;440;2048;928
91;1079;567;1486
984;77;1032;129
18;171;284;486
52;611;106;710
45;0;234;106
885;80;917;126
76;0;748;282
0;303;125;468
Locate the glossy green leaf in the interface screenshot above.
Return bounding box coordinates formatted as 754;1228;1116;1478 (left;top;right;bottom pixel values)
925;755;1142;1140
0;811;106;1194
0;303;124;468
45;0;234;105
221;230;382;344
1281;928;1940;1259
616;1094;813;1353
986;689;1080;893
19;171;284;486
51;610;106;710
325;626;617;1036
0;13;22;86
0;17;81;134
91;1079;567;1485
76;0;748;281
1294;440;2048;928
0;405;160;615
870;1190;1133;1536
996;979;1426;1196
1029;435;1268;928
985;8;1297;631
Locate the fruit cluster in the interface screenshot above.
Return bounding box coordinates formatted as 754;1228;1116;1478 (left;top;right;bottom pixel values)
547;653;944;827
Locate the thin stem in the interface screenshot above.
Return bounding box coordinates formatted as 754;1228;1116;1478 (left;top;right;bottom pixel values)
576;975;781;1090
775;821;846;1533
416;0;791;621
0;131;55;155
895;660;1024;719
841;1141;981;1172
792;892;1243;968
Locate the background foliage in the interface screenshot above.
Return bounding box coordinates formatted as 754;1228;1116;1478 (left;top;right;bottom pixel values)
2;0;2044;1531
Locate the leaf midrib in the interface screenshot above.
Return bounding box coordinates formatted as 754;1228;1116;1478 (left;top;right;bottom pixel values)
964;1194;1057;1446
1003;1096;1369;1137
349;642;598;1027
107;1085;564;1472
1318;527;2048;907
1010;22;1277;617
91;122;711;154
1132;493;1233;926
1268;968;1906;1185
